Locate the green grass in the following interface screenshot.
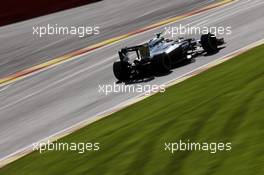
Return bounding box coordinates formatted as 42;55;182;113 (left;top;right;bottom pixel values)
1;44;264;175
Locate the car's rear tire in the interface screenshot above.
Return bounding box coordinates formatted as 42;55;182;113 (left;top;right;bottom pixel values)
154;53;172;73
113;61;131;81
201;33;218;54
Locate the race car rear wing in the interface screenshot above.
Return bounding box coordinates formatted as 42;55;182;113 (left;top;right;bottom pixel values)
118;44;150;62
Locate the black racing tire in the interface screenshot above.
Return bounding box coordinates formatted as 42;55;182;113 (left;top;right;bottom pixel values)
113;61;131;81
154;53;172;73
201;33;218;54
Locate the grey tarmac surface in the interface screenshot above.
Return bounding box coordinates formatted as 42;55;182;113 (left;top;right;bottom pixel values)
0;0;216;77
0;0;264;161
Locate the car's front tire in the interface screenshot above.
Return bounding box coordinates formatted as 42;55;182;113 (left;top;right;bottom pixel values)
201;33;218;54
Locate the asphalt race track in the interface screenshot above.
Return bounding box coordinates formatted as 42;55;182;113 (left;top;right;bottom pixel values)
0;0;217;77
0;0;264;162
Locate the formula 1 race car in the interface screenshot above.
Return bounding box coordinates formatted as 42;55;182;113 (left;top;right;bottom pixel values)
113;32;224;81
